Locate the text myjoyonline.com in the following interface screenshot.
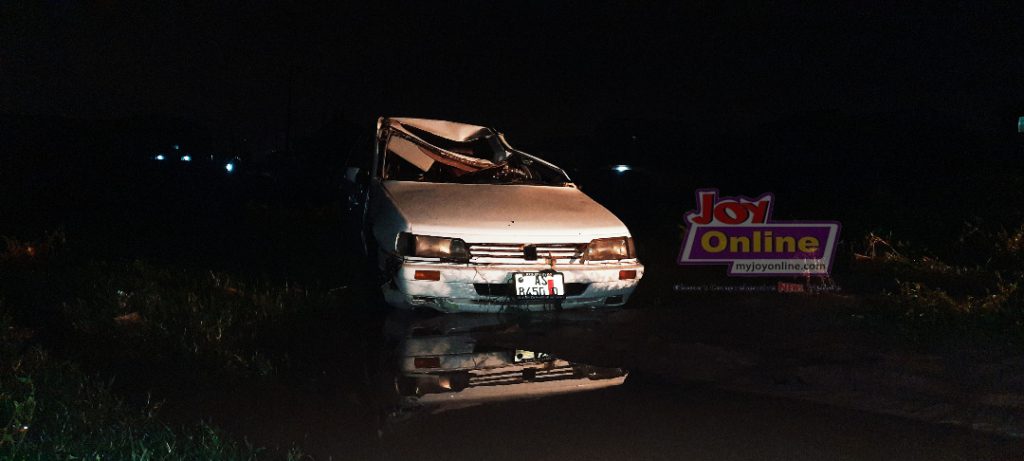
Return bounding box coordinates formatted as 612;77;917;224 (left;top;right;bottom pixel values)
731;260;828;273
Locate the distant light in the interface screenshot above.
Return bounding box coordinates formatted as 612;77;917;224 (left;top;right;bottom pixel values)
154;154;166;161
1018;116;1024;133
181;155;191;162
225;163;234;173
173;144;180;150
613;164;631;173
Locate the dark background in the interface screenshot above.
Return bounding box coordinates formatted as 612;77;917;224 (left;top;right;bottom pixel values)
3;6;1024;458
3;2;1023;273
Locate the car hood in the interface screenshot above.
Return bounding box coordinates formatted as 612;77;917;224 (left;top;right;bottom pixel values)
382;181;630;243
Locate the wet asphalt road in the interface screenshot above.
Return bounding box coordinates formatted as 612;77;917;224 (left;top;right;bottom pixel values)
381;376;1019;461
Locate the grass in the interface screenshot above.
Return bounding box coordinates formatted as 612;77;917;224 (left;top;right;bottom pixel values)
0;346;281;460
847;224;1024;351
1;232;338;376
0;233;335;459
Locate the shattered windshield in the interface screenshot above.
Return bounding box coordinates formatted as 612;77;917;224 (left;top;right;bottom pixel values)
381;129;570;186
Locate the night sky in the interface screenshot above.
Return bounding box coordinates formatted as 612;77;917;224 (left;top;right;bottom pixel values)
3;2;1023;146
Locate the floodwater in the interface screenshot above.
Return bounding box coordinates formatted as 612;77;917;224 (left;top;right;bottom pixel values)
155;307;1020;461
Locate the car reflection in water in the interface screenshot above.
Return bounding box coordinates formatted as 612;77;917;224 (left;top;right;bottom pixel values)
377;311;628;427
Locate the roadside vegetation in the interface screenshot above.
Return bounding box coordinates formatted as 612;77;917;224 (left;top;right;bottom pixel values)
0;232;327;459
848;222;1024;352
0;344;278;460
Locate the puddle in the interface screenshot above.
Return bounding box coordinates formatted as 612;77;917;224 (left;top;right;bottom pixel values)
376;311;629;431
153;308;629;459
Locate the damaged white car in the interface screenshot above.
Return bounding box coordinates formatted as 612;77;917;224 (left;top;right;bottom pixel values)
343;117;643;313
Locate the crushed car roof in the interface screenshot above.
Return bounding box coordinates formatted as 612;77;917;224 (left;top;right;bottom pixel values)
380;117;501;171
380;117;495;142
377;116;573;186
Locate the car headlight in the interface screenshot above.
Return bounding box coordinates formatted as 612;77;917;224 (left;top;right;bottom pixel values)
398;233;470;261
584;237;636;261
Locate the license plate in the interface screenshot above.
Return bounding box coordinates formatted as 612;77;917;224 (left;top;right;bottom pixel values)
513;272;565;298
514;349;551;363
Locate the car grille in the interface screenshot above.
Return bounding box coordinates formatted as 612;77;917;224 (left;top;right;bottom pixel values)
474;283;588;297
468;364;579;387
468;242;586;264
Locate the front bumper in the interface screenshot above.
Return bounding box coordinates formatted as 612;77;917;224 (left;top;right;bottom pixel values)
382;260;644;313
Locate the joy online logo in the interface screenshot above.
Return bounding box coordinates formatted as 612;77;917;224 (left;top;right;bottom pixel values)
677;189;841;276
